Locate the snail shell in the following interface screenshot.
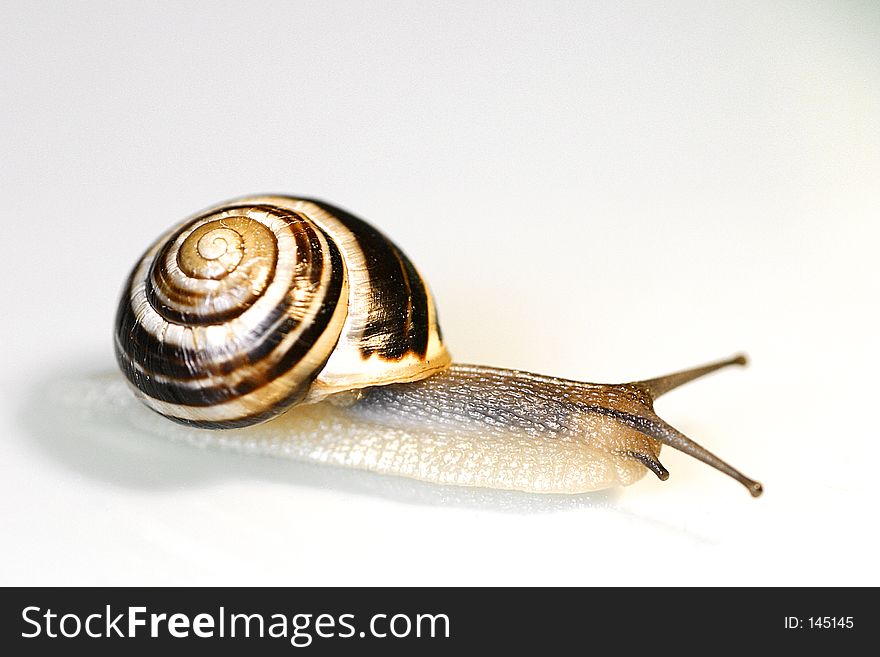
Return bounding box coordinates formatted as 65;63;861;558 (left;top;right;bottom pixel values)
115;196;450;428
114;196;763;497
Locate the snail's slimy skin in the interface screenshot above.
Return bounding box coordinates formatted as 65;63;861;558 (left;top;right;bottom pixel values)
335;365;663;493
253;367;662;494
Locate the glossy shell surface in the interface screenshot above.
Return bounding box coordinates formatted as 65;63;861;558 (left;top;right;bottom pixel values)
114;196;450;428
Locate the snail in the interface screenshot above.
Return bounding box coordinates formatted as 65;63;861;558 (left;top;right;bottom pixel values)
114;195;763;497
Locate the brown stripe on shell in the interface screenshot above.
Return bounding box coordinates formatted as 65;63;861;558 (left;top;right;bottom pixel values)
296;198;430;359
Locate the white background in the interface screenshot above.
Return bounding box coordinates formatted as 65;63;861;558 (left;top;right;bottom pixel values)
1;1;878;586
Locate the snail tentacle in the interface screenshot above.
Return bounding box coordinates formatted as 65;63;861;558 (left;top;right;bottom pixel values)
630;353;748;400
624;451;670;481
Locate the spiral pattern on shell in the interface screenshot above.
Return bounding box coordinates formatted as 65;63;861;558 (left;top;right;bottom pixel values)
115;197;450;428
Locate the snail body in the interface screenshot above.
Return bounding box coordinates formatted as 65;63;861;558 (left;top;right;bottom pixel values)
115;196;763;497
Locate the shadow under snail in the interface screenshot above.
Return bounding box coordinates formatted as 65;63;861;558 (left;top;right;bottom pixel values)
114;195;763;497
